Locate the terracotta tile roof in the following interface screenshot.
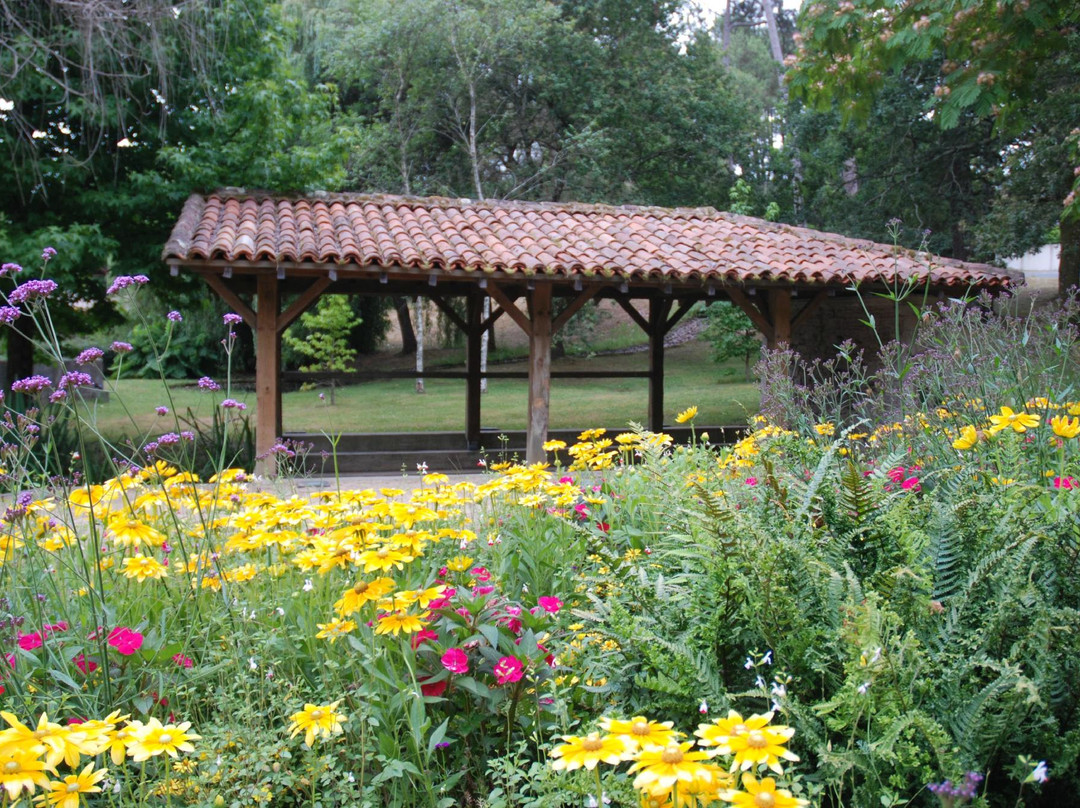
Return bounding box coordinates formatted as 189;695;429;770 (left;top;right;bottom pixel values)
164;192;1014;289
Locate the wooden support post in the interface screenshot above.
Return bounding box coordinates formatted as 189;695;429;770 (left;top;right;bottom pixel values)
768;288;792;348
255;273;281;476
648;299;671;433
526;283;553;464
465;293;482;450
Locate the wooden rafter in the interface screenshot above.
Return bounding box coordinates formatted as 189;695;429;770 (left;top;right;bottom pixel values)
727;287;774;343
202;273;255;328
614;296;649;333
277;277;332;334
791;289;829;333
552;285;601;334
487;284;532;335
663;300;697;336
429;294;468;333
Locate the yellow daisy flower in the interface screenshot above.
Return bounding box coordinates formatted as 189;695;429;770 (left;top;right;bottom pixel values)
952;424;979;450
120;554;169;582
550;732;630;771
127;718;199;762
288;702;345;747
600;716;680;750
374;611;427;636
0;746;51;800
987;406;1039;435
720;773;808;807
40;761;107;808
316;618;357;643
629;740;715;792
335;577;396;616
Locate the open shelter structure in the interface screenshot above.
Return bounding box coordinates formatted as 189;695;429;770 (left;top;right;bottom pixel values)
164;192;1013;472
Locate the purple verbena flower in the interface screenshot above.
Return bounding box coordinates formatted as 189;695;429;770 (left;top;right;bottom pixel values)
106;275;150;295
220;398;246;410
155;406;169;416
11;375;52;394
48;390;67;403
157;433;180;446
41;247;57;261
58;371;93;390
111;341;134;354
180;431;195;441
9;279;58;305
75;347;103;365
167;310;182;322
223;313;244;325
197;376;221;392
0;264;22;276
0;306;22;324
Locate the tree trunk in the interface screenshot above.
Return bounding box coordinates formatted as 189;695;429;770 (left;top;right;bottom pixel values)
761;0;784;64
413;297;425;394
394;296;417;355
721;0;731;68
480;296;490;393
1059;215;1080;299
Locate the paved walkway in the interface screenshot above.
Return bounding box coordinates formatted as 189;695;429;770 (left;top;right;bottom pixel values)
275;470;486;495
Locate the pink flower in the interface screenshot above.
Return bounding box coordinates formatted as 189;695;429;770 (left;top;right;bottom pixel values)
107;627;144;656
537;596;563;614
901;476;921;492
745;477;758;486
470;566;491;583
172;654;194;669
1053;476;1077;490
17;632;43;651
441;648;469;674
472;585;495;597
420;678;448;697
73;654;98;674
887;466;906;484
43;621;69;636
410;628;439;649
493;656;524;684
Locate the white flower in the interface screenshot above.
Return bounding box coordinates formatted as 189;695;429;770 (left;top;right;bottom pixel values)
0;97;14;111
417;462;428;473
744;657;754;670
303;578;313;592
32;129;47;139
762;650;773;665
248;656;258;671
857;681;871;695
275;607;285;616
116;137;134;148
754;675;766;688
1031;761;1049;784
698;699;708;714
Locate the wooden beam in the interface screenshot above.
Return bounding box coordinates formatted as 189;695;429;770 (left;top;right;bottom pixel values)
768;288;792;347
276;277;332;334
791;289;828;333
614;297;649;333
526;284;553;464
254;274;281;476
727;287;774;344
201;273;256;328
648;299;671;433
429;294;468;333
488;284;532;336
662;300;697;336
552;285;601;334
281;369;653;381
481;305;506;333
465;293;482;450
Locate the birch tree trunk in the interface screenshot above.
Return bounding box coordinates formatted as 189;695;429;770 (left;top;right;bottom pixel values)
413;297;425;393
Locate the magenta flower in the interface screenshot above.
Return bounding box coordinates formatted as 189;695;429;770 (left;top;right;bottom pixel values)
223;312;244;325
105;275;149;295
220;398;246;410
493;656;524;684
0;263;22;276
107;627;144;656
197;376;221;392
74;654;99;675
157;432;180;446
17;632;43;651
59;371;93;390
41;247;57;261
155;406;169;416
537;596;563;614
471;566;491;583
11;375;52;394
167;310;182;322
0;306;22;324
441;648;469;674
9;279;58;305
180;430;195;441
172;653;194;669
111;341;134;353
75;347;103;365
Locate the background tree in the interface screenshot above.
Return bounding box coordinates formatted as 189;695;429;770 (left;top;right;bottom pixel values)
787;0;1080;294
282;296;361;404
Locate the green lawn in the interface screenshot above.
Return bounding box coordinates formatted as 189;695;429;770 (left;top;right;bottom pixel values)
81;339;759;438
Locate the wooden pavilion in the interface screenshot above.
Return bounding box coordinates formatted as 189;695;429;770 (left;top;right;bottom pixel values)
163;192;1013;472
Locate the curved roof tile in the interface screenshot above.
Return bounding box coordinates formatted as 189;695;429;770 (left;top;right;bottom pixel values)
163;192;1014;290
